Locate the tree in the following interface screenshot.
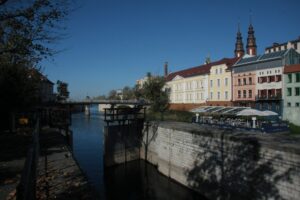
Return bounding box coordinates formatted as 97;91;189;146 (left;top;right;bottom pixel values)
0;0;70;65
122;86;135;100
56;80;69;101
142;74;169;120
108;90;120;100
0;0;70;130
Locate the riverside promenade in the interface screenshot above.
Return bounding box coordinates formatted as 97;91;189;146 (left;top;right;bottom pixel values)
0;127;96;200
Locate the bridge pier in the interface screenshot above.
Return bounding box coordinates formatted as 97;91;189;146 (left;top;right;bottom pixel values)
84;105;90;116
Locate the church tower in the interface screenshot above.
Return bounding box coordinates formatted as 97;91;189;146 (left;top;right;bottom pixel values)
234;24;245;58
246;22;257;56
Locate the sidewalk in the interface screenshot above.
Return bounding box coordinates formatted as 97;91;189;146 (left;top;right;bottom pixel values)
0;127;96;200
37;128;96;199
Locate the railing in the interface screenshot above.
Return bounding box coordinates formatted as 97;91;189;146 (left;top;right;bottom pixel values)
104;107;146;123
255;95;282;100
17;118;40;200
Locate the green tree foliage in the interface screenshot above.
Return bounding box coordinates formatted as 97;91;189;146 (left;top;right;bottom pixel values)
56;80;69;101
142;74;169;120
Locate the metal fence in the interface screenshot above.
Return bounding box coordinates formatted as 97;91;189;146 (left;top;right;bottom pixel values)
16;118;40;200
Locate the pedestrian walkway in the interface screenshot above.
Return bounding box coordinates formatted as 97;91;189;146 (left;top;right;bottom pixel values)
36;128;96;199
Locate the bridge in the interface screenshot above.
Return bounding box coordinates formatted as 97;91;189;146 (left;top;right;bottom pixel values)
59;99;149;106
59;99;150;115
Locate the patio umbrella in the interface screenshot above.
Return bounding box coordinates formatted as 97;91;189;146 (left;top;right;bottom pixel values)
236;108;267;116
262;110;278;116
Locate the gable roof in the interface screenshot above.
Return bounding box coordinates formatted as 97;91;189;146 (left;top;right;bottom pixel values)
284;64;300;74
166;57;239;82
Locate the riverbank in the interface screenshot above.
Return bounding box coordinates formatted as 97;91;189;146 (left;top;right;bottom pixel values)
0;127;96;200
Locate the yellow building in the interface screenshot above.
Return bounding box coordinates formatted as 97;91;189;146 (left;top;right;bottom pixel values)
207;58;239;106
166;58;238;110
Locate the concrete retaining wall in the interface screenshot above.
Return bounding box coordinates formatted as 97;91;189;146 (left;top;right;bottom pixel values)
140;122;300;200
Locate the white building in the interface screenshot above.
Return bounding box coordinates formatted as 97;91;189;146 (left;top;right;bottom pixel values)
265;36;300;54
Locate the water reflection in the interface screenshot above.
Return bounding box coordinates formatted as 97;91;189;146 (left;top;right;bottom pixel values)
70;107;207;200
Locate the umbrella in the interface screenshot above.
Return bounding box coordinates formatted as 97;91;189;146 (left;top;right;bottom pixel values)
236;108;267;116
262;110;278;116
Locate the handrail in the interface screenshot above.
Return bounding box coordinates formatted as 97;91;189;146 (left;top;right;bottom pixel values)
17;118;40;200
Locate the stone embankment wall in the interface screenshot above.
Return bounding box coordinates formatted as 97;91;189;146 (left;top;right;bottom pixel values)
140;122;300;200
103;120;143;167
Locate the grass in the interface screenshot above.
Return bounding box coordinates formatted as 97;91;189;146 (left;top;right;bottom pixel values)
289;123;300;135
146;109;194;123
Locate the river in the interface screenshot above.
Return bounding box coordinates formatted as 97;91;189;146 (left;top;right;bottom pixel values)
70;106;207;200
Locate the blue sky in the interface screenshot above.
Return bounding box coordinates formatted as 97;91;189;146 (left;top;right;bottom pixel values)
41;0;300;99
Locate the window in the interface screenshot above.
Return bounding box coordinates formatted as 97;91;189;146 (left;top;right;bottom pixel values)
238;79;241;86
217;79;220;87
201;93;203;100
296;103;300;107
296;73;300;82
249;90;252;98
243;78;247;85
268;103;272;110
217;92;220;100
220;68;223;74
287;88;292;96
225;78;228;86
243;90;247;98
288;74;292;83
249;77;252;85
296;87;300;96
225;91;228;100
238;90;241;98
210;80;213;87
215;69;218;74
210;92;213;100
287;102;291;107
294;43;298;50
276;104;280;111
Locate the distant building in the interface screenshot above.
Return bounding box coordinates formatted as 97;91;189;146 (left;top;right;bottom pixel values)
283;64;300;125
265;36;300;54
136;76;149;89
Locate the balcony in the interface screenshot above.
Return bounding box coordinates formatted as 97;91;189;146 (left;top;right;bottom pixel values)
255;94;282;100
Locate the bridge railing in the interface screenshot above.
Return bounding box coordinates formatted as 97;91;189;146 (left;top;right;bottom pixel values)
16;117;40;200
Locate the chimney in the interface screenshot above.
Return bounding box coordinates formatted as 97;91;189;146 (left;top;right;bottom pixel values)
164;62;168;77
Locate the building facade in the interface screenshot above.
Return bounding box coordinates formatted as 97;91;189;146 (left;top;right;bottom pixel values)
166;58;238;110
232;49;300;115
265;36;300;54
283;64;300;125
207;58;239;106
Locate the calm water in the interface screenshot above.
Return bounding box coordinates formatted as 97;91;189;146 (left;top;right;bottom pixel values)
70;106;206;200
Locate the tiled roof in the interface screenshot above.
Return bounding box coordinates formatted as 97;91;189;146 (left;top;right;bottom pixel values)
166;57;239;82
284;64;300;74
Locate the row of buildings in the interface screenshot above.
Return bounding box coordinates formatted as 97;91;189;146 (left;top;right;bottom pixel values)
160;23;300;125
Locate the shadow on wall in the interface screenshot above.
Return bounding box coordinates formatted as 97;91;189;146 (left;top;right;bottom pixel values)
186;130;296;200
142;121;159;161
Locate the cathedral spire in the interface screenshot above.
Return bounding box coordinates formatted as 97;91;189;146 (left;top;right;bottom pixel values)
234;23;244;58
246;17;257;56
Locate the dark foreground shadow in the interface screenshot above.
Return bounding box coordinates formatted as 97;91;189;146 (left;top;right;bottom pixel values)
105;160;207;200
186;130;296;200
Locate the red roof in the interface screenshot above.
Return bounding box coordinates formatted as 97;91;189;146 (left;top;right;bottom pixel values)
284;64;300;74
166;57;239;82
